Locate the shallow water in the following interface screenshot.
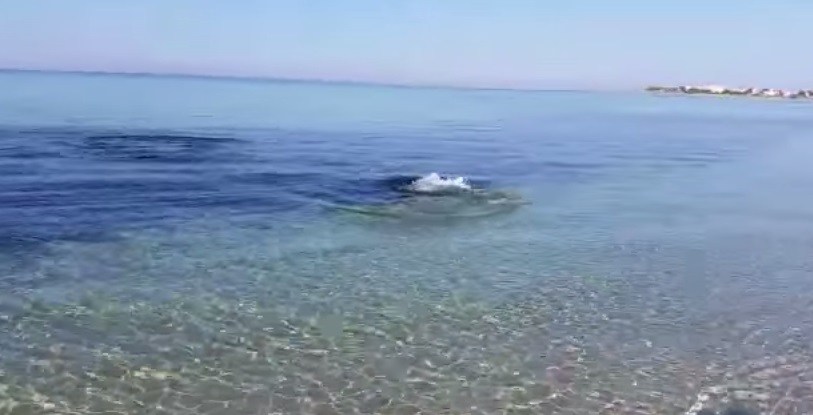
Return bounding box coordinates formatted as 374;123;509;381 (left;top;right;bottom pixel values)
2;70;813;414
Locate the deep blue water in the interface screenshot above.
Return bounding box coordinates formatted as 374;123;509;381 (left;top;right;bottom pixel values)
2;70;813;414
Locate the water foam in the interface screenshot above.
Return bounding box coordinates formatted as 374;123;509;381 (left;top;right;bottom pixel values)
406;173;472;194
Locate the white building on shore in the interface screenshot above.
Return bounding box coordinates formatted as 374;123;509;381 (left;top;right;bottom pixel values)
646;84;813;100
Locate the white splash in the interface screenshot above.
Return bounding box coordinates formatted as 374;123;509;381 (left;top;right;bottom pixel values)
406;173;472;194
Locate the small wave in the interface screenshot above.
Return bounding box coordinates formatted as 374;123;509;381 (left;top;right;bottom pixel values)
404;173;473;194
336;172;527;222
375;173;485;197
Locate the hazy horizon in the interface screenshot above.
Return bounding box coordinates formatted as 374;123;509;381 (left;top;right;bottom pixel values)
0;67;633;92
2;1;812;90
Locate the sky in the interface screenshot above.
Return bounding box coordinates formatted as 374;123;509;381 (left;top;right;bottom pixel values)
1;0;812;90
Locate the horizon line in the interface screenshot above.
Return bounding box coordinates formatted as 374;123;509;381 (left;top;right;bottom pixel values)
0;67;631;94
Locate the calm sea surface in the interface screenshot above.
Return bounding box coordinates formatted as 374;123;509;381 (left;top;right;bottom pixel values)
2;70;813;414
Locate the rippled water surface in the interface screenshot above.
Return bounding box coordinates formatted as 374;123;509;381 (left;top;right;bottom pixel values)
2;71;813;414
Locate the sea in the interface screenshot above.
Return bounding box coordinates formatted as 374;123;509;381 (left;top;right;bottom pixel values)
1;70;813;415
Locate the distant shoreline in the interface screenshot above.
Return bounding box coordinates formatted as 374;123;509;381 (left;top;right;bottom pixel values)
646;85;813;100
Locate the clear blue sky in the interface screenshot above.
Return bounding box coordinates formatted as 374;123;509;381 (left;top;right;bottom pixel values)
1;0;811;89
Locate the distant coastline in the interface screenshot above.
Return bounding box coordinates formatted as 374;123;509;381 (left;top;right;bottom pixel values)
646;84;813;100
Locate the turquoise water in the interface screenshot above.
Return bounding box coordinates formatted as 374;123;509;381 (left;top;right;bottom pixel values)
2;70;813;414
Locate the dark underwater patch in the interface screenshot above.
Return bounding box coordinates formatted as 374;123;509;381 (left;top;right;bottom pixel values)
77;133;247;164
